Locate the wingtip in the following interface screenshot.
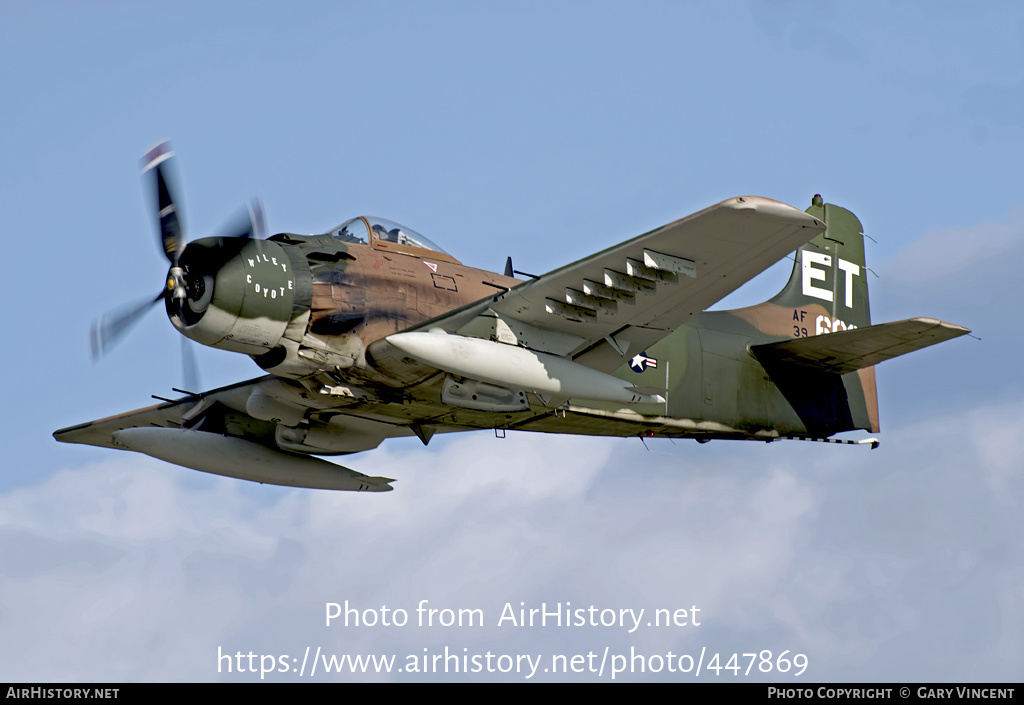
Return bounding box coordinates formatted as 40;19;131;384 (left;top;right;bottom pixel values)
909;317;972;336
720;196;827;230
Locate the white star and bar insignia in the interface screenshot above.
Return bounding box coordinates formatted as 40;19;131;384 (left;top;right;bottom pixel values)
629;352;657;373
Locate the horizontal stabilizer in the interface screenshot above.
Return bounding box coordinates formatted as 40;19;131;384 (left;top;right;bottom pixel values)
751;317;970;375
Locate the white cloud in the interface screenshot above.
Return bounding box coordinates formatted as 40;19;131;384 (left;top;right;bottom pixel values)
878;206;1024;286
970;406;1024;504
4;409;1022;681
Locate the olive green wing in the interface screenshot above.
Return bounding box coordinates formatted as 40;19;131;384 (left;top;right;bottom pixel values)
401;196;825;373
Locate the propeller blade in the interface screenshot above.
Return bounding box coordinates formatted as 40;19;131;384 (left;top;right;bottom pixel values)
249;199;266;240
181;198;265;275
214;198;266;241
92;142;268;390
181;336;200;394
141;140;184;263
89;291;165;360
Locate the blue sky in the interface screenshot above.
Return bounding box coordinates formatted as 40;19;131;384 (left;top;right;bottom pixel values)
2;1;1022;682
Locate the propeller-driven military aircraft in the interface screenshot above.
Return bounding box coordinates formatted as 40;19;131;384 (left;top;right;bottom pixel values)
54;142;970;491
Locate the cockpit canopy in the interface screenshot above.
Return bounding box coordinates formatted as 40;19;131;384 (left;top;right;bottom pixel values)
329;216;450;255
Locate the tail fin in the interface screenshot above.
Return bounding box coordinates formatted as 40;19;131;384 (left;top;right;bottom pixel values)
743;196;880;435
768;194;871;332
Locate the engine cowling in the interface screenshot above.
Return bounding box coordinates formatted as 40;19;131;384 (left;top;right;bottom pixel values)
170;237;306;355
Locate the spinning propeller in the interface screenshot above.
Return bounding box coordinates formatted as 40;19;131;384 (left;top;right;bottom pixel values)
89;141;266;391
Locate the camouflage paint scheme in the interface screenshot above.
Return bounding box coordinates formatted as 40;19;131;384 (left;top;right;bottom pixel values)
55;197;968;490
